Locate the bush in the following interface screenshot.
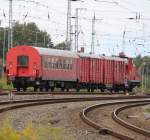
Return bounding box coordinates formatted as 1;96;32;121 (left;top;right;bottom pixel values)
146;108;150;113
0;119;74;140
0;78;13;90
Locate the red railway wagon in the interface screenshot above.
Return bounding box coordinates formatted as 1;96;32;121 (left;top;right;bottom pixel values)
77;54;105;91
103;58;113;85
5;45;78;91
77;54;129;92
110;57;126;91
77;54;90;84
5;45;140;92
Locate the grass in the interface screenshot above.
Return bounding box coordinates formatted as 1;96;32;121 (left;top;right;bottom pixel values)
0;119;74;140
132;86;150;94
0;78;13;90
146;108;150;113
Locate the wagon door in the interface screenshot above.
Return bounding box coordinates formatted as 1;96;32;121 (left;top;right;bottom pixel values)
16;55;29;77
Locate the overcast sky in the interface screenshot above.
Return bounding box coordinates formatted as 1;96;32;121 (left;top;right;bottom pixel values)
0;0;150;57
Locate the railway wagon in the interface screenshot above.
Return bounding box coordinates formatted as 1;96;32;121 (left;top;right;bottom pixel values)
5;45;140;92
77;54;105;92
5;45;78;91
77;54;128;92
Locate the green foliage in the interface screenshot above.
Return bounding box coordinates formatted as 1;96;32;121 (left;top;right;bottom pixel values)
0;78;13;90
13;22;53;48
133;55;150;91
0;27;8;59
0;120;20;140
55;42;67;50
146;108;150;113
145;105;150;113
0;22;54;59
0;119;74;140
133;55;150;69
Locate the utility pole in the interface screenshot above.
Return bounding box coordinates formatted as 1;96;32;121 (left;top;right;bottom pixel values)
90;14;102;54
70;25;74;50
91;13;95;54
74;8;86;52
146;64;148;89
122;26;126;53
2;29;6;78
8;0;13;49
66;0;80;51
142;62;145;93
66;0;71;50
145;63;149;90
75;8;79;52
147;65;150;89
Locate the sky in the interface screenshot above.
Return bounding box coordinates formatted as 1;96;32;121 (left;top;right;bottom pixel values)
0;0;150;57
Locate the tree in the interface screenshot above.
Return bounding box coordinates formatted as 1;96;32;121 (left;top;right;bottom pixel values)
55;42;67;50
0;27;8;59
133;54;143;69
0;22;53;59
13;22;53;48
133;55;150;69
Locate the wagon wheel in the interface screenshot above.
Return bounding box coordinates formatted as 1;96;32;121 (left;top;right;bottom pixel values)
66;88;69;92
45;87;49;92
91;88;94;92
23;87;27;92
87;88;90;92
109;89;113;93
101;89;104;92
114;89;119;93
76;88;80;92
76;85;80;92
50;87;54;92
16;87;20;92
40;87;43;92
123;88;126;93
34;86;38;92
128;88;133;92
61;87;65;92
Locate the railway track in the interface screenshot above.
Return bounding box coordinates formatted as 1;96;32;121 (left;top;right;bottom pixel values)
0;92;150;102
112;102;150;137
0;90;149;98
0;90;143;96
0;96;149;139
81;100;150;140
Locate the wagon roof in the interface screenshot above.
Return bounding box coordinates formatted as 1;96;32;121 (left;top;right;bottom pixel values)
78;53;128;62
33;47;78;58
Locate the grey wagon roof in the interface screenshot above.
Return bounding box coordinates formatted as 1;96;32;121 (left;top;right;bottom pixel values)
33;47;79;58
78;53;128;62
32;46;127;62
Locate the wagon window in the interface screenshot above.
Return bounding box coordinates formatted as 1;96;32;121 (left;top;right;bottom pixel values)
49;62;52;68
44;61;48;69
17;55;29;66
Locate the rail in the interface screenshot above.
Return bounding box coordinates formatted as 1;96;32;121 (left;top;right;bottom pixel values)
81;100;150;140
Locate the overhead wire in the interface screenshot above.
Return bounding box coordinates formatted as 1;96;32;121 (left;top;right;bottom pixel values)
15;0;66;15
1;0;150;56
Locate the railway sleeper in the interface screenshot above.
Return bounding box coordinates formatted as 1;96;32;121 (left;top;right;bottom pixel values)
99;128;110;135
